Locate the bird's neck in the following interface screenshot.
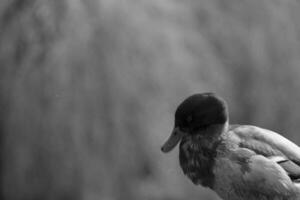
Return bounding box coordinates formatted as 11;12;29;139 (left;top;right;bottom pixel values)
179;121;228;188
191;121;228;146
179;138;219;188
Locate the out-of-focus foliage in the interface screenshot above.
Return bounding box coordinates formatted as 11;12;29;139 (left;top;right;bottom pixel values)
1;0;300;200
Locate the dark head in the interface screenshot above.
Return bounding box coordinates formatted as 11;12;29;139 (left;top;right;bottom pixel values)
161;93;229;153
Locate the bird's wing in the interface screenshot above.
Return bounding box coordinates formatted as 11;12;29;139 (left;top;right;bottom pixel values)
229;125;300;185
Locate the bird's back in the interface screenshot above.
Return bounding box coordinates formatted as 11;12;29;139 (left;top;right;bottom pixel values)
212;125;300;200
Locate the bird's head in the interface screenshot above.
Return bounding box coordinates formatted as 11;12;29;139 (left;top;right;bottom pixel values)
161;93;229;153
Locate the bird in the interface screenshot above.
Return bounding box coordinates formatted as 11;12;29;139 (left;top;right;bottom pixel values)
161;92;300;200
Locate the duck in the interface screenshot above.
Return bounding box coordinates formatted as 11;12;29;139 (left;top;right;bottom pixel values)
161;92;300;200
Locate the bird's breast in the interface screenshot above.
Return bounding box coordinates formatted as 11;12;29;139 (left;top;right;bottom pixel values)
179;139;217;188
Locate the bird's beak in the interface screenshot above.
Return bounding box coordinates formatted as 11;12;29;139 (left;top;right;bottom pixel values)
161;127;185;153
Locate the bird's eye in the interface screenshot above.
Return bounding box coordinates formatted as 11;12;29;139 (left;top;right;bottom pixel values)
186;116;193;123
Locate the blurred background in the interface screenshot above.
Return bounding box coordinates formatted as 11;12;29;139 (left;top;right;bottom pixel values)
1;0;300;199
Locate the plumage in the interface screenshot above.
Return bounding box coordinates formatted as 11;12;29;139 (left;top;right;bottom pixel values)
161;93;300;200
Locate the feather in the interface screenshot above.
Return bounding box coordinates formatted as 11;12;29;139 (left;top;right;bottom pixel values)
278;160;300;181
233;125;300;163
231;125;300;183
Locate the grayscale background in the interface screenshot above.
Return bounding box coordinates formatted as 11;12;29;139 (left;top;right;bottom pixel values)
1;1;300;200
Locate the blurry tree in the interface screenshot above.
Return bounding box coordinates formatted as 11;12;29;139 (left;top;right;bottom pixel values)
1;0;300;200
